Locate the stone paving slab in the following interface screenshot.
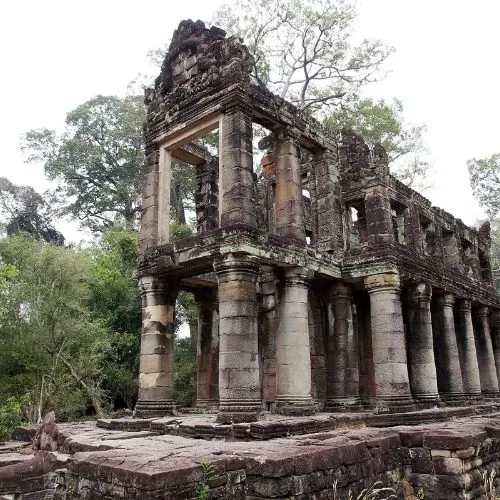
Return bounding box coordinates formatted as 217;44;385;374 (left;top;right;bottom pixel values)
53;411;500;498
95;402;500;441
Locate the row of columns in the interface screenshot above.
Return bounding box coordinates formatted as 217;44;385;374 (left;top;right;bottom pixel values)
326;274;500;411
135;267;500;419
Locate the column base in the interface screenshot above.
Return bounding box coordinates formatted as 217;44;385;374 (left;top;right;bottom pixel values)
134;399;176;418
216;399;261;423
368;396;415;414
276;397;315;416
439;393;468;406
325;397;362;413
195;399;219;413
412;393;442;409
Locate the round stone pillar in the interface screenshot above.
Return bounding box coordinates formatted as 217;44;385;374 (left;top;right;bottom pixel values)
491;310;500;388
195;291;219;410
325;282;360;411
431;293;464;401
276;267;315;415
214;253;261;423
455;299;482;398
474;306;499;395
406;283;440;407
365;273;414;412
135;276;177;418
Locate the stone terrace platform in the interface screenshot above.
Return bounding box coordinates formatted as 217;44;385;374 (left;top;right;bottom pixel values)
2;405;500;499
97;403;500;441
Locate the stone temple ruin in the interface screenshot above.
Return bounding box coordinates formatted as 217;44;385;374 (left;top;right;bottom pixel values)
136;19;500;424
4;19;500;500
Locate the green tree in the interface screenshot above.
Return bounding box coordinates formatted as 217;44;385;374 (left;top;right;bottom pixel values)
21;95;145;233
0;177;64;245
325;98;429;189
0;234;109;421
212;0;392;114
88;228;142;410
468;153;500;218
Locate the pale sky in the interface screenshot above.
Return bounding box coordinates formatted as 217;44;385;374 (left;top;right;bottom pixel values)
1;0;499;242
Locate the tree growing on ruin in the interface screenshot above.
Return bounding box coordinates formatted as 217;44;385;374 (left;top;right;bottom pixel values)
212;0;392;114
21;95;145;233
325;98;430;190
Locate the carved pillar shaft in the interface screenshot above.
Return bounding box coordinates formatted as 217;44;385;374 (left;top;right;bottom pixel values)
313;150;343;252
431;293;464;400
195;292;219;409
490;310;500;388
220;110;256;228
276;268;314;415
455;299;482;396
365;273;414;412
274;131;306;243
259;266;278;406
406;283;440;406
325;283;360;411
215;254;261;422
364;186;395;245
135;276;177;418
473;306;499;395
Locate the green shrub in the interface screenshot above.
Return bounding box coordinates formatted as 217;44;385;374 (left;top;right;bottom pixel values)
0;395;30;441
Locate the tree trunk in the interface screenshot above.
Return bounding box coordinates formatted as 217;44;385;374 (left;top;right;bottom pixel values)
60;357;104;418
174;183;186;224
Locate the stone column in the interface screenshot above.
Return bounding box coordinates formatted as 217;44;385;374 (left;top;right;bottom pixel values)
364;186;395;246
454;299;482;398
214;253;261;422
405;283;440;406
313;149;343;252
276;268;315;415
490;310;500;388
364;273;414;412
135;276;177;418
325;282;360;411
195;290;219;409
473;306;499;395
259;266;278;407
274;129;306;243
431;293;464;401
219;110;257;228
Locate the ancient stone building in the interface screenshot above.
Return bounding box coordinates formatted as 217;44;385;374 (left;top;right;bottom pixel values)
135;19;500;423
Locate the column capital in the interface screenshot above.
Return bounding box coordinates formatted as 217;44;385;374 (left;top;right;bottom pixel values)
407;282;432;303
456;298;472;312
364;272;400;292
139;275;167;296
328;281;352;300
476;305;490;318
283;266;313;288
435;292;455;309
214;253;259;282
277;126;301;142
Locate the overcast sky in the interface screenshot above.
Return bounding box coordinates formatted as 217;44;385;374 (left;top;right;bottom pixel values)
1;0;499;242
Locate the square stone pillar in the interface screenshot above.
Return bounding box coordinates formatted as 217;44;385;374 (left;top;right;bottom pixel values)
473;306;499;395
405;283;440;407
214;253;261;422
364;186;395;245
276;267;315;416
491;310;500;388
431;293;464;401
325;282;360;411
364;273;414;412
135;276;178;418
195;290;219;410
274;129;306;244
454;299;482;398
313;150;343;252
220;110;257;228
